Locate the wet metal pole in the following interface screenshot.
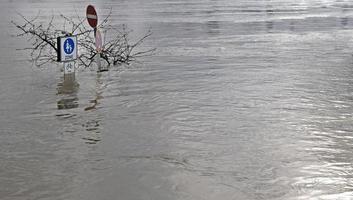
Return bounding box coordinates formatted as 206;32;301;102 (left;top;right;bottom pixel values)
94;28;102;71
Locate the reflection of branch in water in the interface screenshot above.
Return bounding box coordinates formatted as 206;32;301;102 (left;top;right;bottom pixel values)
57;73;79;110
82;117;101;144
84;99;97;111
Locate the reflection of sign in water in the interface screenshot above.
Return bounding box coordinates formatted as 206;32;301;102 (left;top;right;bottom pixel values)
57;73;79;110
64;61;75;74
64;38;75;54
57;36;77;62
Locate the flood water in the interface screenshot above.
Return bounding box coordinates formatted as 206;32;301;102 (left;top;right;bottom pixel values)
2;0;353;199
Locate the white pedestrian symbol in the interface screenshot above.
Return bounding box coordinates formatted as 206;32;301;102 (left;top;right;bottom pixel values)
66;42;72;53
63;38;75;55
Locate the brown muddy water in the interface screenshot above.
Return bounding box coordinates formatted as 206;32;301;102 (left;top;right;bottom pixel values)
2;0;353;199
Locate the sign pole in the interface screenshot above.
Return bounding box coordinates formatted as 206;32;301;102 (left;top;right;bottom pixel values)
95;28;106;72
96;53;102;72
94;28;101;71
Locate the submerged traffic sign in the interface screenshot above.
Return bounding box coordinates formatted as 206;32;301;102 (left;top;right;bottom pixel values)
64;61;75;74
86;5;98;28
57;36;77;62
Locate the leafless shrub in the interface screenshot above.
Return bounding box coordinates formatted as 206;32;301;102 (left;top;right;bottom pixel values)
11;9;155;68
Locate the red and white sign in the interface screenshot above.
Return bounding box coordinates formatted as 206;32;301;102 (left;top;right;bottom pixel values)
95;29;103;52
86;5;98;28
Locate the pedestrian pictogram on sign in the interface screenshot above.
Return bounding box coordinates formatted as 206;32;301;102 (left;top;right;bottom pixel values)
64;38;75;54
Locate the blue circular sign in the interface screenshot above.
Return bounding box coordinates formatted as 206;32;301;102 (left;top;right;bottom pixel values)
63;38;75;54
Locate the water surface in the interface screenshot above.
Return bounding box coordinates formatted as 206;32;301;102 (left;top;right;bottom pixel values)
2;0;353;199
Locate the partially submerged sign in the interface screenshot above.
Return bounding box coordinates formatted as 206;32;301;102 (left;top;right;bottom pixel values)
64;61;75;74
57;36;77;62
86;4;107;72
86;5;98;28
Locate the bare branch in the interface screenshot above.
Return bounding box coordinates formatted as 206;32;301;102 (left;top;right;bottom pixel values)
12;9;154;68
